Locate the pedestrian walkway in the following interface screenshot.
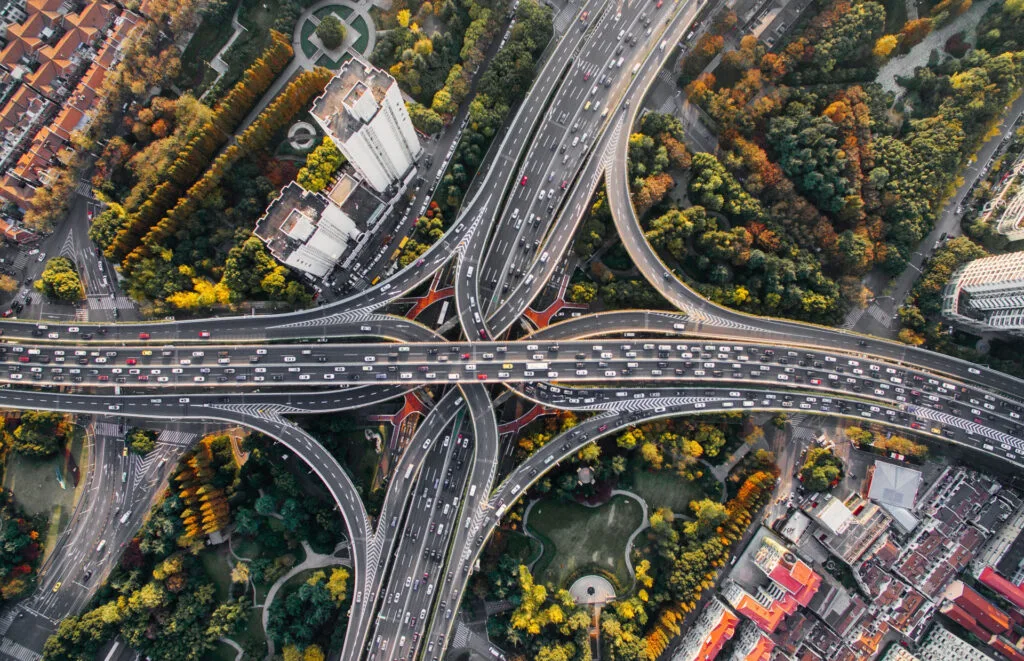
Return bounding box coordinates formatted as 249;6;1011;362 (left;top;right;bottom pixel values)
0;638;40;661
86;294;135;311
866;303;893;329
840;306;865;329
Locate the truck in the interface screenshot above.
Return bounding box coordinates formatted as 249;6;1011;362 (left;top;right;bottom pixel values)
526;362;549;371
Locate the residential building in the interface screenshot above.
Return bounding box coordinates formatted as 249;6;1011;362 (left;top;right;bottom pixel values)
880;645;920;661
727;621;773;661
254;181;372;279
942;252;1024;337
918;624;994;661
311;56;421;194
671;597;738;661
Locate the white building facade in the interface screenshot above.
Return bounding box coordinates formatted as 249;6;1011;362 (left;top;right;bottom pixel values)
942;252;1024;336
311;57;421;194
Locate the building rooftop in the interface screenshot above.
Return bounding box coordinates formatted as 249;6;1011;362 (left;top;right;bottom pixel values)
979;566;1024;612
869;461;923;510
255;182;332;262
945;580;1011;635
311;57;395;144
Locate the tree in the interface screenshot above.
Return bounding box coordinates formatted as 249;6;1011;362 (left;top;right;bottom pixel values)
799;447;844;491
296;137;344;192
0;274;17;293
10;411;68;457
567;282;597;303
126;428;157;455
231;562;250;584
316;15;346;50
873;34;899;58
36;257;82;301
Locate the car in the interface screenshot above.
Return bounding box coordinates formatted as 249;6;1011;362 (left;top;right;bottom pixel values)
656;0;663;6
198;331;211;339
461;352;471;360
52;582;61;592
138;332;150;340
126;358;137;365
520;175;528;186
583;71;590;81
477;373;488;380
560;180;567;189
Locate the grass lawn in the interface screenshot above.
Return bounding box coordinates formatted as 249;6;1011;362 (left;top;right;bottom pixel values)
315;5;354;20
300;19;319;58
527;495;644;589
629;470;707;513
350;16;371;54
317;51;353;70
200;547;234;603
209;642;238;661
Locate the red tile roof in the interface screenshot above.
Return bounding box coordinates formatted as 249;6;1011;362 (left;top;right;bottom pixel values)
989;637;1024;661
947;581;1011;635
697;606;739;661
0;37;29;68
51;106;82;140
980;567;1024;612
940;602;992;641
743;633;774;661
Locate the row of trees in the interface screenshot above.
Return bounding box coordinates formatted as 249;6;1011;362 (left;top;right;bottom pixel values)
104;31;294;263
434;0;553;218
846;426;929;458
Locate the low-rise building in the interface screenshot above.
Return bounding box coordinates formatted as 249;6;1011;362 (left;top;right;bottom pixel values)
671;597;738;661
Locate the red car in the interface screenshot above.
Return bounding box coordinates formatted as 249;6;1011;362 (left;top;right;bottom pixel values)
479;329;488;339
520;176;528;186
656;0;663;7
98;375;109;381
461;352;471;360
18;355;29;363
583;71;591;81
138;332;150;340
198;331;211;339
477;373;488;380
560;180;568;189
126;358;137;366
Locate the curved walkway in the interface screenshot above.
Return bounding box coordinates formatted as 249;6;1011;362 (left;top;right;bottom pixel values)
260;539;351;659
521;489;649;592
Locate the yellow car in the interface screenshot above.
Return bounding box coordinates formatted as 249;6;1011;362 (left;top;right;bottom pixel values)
52;581;61;593
502;363;514;370
141;350;153;356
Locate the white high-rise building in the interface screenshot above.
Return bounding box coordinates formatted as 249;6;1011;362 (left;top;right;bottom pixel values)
311;56;421;194
941;252;1024;337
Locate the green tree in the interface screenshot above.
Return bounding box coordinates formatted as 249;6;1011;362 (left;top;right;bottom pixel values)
126;428;158;455
799;447;844;491
316;15;346;50
36;257;83;301
10;411;67;457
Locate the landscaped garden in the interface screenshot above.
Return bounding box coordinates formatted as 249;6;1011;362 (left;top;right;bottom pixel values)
526;494;644;589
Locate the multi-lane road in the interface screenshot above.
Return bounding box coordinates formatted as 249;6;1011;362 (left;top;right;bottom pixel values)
2;0;1023;659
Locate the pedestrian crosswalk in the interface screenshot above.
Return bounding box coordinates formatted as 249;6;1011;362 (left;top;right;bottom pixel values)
553;3;576;33
0;608;16;636
93;421;121;437
86;294;135;311
0;637;40;661
840;306;866;329
867;303;893;329
452;621;471;648
73;181;94;199
156;430;197;447
11;253;27;271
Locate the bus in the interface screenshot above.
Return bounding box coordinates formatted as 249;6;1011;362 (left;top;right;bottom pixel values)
398;236;410;250
390;248;401;261
526;362;549;371
404;464;414;479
